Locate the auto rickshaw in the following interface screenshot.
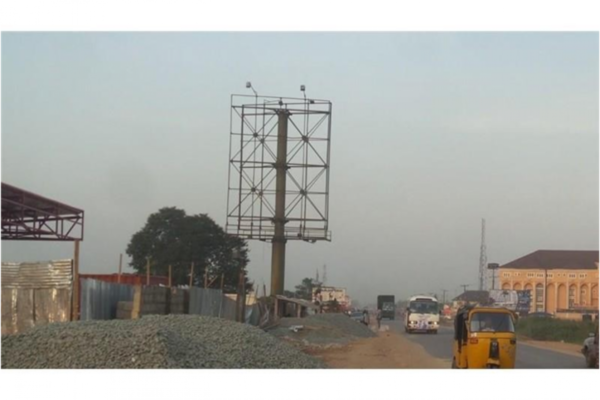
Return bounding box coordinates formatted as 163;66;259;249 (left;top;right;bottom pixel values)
452;305;518;369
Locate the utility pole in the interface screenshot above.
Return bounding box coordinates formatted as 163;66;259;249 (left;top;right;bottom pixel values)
460;284;470;293
441;289;448;304
487;263;499;291
189;262;195;287
118;253;123;284
479;219;487;291
146;257;151;286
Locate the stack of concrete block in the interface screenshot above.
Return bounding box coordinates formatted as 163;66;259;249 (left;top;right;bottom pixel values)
140;286;169;316
169;288;189;314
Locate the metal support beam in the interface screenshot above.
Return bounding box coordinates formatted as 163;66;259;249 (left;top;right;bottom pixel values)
270;110;289;295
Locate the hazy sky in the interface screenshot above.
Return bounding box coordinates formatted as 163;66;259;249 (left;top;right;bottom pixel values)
2;32;598;304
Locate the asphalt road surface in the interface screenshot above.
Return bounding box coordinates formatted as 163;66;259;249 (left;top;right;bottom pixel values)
386;320;585;369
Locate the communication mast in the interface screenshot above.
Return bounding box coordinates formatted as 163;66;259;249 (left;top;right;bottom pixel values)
226;84;333;296
479;218;487;291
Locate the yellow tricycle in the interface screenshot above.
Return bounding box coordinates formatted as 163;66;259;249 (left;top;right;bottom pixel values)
452;305;518;369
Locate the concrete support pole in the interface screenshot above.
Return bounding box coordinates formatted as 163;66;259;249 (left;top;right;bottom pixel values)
237;269;247;322
270;110;289;296
72;240;80;321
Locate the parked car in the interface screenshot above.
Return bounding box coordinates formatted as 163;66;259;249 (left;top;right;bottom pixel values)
527;312;554;318
581;330;599;368
348;310;369;326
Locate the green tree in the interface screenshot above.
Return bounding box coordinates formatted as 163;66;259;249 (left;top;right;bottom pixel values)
294;277;318;300
126;207;251;292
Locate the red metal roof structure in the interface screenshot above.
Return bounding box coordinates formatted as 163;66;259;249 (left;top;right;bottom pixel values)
79;273;168;286
1;182;84;241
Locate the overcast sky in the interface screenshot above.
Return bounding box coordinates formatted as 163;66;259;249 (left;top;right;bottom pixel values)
1;32;598;304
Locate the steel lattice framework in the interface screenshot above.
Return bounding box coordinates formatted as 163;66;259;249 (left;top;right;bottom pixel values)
1;182;84;241
226;94;332;243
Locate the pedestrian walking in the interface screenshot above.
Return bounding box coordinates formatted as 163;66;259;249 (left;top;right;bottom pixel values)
376;308;382;330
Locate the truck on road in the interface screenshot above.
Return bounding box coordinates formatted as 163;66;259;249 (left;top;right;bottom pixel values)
377;295;396;320
405;295;439;334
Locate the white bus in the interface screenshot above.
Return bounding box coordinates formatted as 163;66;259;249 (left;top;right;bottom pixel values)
404;295;440;334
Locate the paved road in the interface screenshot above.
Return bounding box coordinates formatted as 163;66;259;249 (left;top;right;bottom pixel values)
385;320;585;369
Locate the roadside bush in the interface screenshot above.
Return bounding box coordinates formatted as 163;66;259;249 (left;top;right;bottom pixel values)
516;317;597;344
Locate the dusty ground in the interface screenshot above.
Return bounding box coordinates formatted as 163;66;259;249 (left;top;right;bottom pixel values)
518;337;583;356
306;330;450;369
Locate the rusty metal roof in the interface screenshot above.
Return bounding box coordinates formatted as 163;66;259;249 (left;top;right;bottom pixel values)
2;182;84;241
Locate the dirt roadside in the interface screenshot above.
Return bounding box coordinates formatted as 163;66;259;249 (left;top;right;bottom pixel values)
306;330;450;368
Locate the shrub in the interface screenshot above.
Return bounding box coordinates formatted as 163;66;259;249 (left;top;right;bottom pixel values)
516;317;597;344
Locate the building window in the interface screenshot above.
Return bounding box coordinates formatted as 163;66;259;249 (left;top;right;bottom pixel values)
547;273;553;278
503;273;510;278
569;286;576;308
535;284;544;312
536;273;544;278
527;273;535;278
579;274;587;279
569;274;576;279
580;287;587;306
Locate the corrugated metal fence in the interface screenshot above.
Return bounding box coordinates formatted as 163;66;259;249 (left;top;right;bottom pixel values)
189;287;226;317
1;260;73;335
80;278;134;320
188;287;259;324
1;261;263;332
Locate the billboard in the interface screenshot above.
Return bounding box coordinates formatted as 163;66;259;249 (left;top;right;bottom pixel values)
489;290;518;310
312;286;351;307
516;290;532;314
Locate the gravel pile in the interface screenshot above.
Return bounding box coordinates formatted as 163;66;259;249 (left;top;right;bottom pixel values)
1;315;324;369
267;313;376;347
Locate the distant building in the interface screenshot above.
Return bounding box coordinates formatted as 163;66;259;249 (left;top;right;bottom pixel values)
498;250;599;317
452;290;492;309
312;286;351;308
